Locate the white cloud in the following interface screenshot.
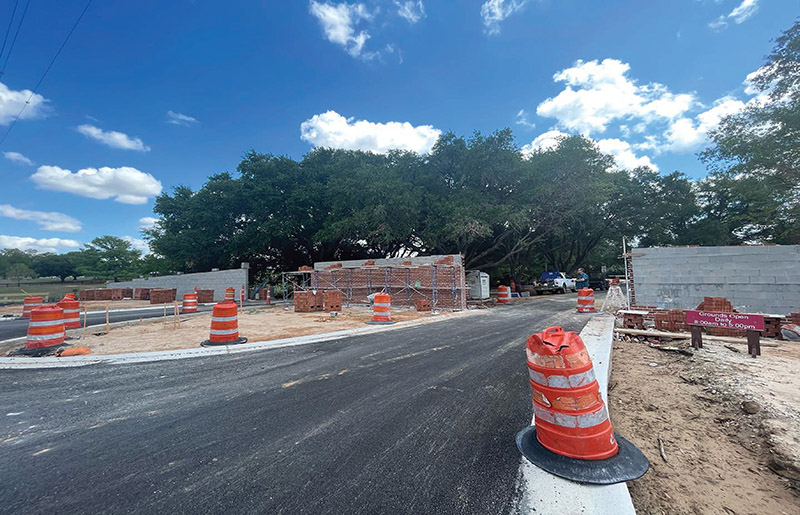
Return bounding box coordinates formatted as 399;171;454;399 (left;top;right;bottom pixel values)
0;82;48;125
481;0;527;35
31;165;162;205
309;1;375;58
139;216;159;230
166;110;199;126
536;59;696;135
664;96;746;153
515;109;535;129
122;235;150;256
596;138;658;171
396;1;425;23
0;205;82;232
0;235;80;254
76;124;150;152
709;0;759;30
3;151;33;165
520;129;569;155
300;110;441;154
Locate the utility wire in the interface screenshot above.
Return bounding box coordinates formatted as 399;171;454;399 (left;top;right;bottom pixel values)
0;0;93;147
0;0;32;76
0;0;20;67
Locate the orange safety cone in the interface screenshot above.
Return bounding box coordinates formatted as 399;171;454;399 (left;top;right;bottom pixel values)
224;287;235;301
22;296;43;318
576;288;596;313
57;296;81;329
265;287;271;305
201;301;247;346
181;292;198;313
516;326;648;484
497;285;511;304
368;292;394;325
22;305;67;355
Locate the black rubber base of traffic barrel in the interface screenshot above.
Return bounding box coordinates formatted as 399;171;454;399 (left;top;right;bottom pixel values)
367;320;395;325
9;343;68;357
200;337;248;347
516;425;649;485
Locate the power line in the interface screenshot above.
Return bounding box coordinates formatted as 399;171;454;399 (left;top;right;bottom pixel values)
0;0;32;76
0;0;20;66
0;0;93;147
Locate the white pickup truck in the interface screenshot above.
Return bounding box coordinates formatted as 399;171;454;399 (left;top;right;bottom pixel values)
534;271;576;294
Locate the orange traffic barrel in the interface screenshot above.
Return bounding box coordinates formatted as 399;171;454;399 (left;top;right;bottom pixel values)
368;292;394;325
577;288;596;313
224;287;235;301
516;326;648;484
22;296;43;318
201;301;247;346
25;305;66;352
57;297;81;329
64;293;76;300
182;292;198;314
497;285;510;304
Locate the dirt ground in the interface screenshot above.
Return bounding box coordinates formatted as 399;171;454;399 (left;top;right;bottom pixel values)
610;335;800;515
3;305;478;356
0;300;154;317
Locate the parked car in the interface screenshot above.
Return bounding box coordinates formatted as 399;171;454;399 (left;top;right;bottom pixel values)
534;271;576;294
588;275;608;290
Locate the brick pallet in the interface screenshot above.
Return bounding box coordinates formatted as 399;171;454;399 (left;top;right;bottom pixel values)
416;299;432;312
622;312;645;329
196;289;214;303
655;309;688;332
323;290;342;312
763;315;785;339
133;288;150;300
149;289;177;304
294;291;323;313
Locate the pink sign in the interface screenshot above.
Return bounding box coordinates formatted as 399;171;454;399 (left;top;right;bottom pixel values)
685;310;764;331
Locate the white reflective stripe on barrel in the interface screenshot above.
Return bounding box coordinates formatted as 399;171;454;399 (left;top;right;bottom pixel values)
373;302;391;308
27;332;66;341
211;316;238;322
533;404;609;429
28;319;65;327
578;296;593;301
62;309;80;314
529;368;596;389
209;329;238;335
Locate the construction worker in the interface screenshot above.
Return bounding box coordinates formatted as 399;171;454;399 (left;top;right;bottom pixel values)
575;267;589;290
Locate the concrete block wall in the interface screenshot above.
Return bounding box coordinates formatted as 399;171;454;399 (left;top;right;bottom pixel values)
108;269;248;302
632;245;800;315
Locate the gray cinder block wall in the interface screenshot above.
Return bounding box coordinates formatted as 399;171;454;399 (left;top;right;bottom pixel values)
108;269;248;301
632;245;800;315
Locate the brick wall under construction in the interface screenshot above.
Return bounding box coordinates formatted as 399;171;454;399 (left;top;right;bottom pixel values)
309;259;467;311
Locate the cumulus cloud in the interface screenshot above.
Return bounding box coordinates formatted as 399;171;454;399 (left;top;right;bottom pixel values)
664;96;746;153
166;110;199;126
520;130;569;155
76;124;150;151
309;1;375;58
122;235;150;256
139;216;159;230
481;0;527;34
0;235;80;253
3;151;33;165
0;82;48;125
536;59;696;135
301;110;441;154
0;204;82;232
31;165;163;205
596;138;659;171
709;0;759;30
396;1;425;23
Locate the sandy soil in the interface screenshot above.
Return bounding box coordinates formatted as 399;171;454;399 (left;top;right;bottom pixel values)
0;300;154;317
610;337;800;515
4;306;475;356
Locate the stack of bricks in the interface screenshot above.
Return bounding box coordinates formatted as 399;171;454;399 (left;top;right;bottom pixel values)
763;315;785;339
121;288;133;298
788;313;800;324
622;312;645;329
416;299;432;312
654;309;688;332
133;288;150;300
79;289;95;301
311;264;467;310
695;297;744;337
294;291;323;313
196;289;214;303
149;289;177;304
323;290;342;312
110;289;124;301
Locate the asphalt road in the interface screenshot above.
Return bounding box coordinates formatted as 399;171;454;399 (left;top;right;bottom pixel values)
0;295;592;514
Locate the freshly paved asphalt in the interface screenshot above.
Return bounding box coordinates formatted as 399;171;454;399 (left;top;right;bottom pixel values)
0;295;593;514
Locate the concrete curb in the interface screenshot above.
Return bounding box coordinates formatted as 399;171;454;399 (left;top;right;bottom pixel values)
514;313;637;515
0;310;479;369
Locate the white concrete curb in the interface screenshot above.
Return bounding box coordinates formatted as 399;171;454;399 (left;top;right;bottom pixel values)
0;311;478;369
514;313;637;514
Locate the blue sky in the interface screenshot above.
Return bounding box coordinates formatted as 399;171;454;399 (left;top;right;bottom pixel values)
0;0;795;254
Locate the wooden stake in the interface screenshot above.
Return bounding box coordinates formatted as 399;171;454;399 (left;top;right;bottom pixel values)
82;306;87;339
658;436;668;463
105;305;110;334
